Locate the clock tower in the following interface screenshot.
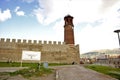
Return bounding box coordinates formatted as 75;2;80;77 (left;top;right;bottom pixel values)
64;15;74;45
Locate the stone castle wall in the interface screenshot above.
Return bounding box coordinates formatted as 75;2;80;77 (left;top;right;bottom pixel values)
0;38;80;64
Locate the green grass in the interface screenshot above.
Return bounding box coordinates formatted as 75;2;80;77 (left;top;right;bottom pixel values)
49;63;71;66
0;62;71;67
0;62;70;79
10;67;53;78
85;65;120;80
0;67;53;79
0;62;54;79
0;62;39;67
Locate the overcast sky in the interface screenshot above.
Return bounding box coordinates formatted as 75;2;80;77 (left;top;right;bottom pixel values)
0;0;120;54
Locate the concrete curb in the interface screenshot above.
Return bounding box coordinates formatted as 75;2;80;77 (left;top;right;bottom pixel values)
56;71;59;80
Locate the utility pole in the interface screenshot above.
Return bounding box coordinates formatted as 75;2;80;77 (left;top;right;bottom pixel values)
114;29;120;49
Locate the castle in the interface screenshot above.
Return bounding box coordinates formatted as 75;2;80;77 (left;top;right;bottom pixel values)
0;15;80;64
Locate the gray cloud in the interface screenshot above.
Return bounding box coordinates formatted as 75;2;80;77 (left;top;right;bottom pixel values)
100;0;120;12
33;0;53;24
38;0;53;16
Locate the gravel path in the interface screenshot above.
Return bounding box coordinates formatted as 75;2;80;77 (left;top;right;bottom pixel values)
54;65;118;80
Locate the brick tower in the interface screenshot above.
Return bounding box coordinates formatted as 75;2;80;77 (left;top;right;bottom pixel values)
64;15;74;44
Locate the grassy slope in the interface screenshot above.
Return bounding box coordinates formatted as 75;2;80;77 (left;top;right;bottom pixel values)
85;65;120;80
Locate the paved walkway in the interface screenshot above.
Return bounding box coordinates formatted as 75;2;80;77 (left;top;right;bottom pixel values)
53;65;118;80
0;65;118;80
0;67;28;72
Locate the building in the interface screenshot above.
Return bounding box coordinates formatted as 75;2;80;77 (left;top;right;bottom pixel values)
0;15;80;64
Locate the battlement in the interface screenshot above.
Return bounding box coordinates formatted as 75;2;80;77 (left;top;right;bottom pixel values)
0;38;65;45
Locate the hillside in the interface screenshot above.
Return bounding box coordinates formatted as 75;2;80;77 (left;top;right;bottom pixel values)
81;48;120;58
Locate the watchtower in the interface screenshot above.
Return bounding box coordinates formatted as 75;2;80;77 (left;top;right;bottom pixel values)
64;15;74;44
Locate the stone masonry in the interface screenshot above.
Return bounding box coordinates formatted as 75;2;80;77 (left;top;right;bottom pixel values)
0;38;80;63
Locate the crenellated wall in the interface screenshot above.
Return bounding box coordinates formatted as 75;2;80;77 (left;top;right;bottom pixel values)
0;38;80;64
0;38;65;45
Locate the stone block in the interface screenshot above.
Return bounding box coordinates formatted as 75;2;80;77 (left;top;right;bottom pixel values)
39;40;42;44
28;40;32;44
12;39;16;43
44;41;47;44
58;41;61;45
17;39;21;43
1;38;5;42
23;39;26;43
53;41;56;44
48;41;52;44
6;38;10;42
34;40;37;44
